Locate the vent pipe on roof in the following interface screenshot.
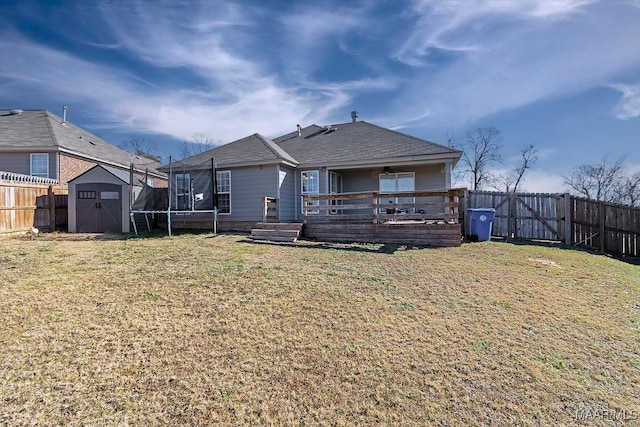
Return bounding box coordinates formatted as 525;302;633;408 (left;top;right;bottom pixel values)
351;110;358;123
297;124;302;136
62;105;67;124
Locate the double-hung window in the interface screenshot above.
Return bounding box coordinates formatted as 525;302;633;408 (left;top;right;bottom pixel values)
301;170;319;214
30;153;49;178
175;173;192;210
216;170;231;214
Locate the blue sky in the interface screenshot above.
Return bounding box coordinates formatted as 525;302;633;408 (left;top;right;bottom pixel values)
1;0;639;191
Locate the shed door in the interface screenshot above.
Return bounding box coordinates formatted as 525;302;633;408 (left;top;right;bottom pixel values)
77;183;122;232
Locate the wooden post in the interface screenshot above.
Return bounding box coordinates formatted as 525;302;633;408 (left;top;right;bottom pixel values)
302;195;307;224
508;192;516;239
373;192;378;224
563;193;572;245
599;201;605;253
48;185;55;232
262;197;268;223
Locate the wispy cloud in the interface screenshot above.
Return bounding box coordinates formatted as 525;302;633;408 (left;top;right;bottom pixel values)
387;0;640;129
0;0;638;162
610;83;640;119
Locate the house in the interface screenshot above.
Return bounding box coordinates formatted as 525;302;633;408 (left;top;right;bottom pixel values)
0;108;166;186
158;112;463;242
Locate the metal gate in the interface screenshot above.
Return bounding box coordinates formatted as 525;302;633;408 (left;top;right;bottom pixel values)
76;183;122;232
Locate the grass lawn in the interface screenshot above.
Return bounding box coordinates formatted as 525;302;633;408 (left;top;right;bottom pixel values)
0;232;639;426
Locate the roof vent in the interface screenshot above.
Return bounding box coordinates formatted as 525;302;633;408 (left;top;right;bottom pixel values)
323;125;338;134
297;124;302;136
351;110;358;123
62;105;67;124
9;109;24;115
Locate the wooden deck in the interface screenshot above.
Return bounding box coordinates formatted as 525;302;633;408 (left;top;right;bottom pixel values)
302;189;464;246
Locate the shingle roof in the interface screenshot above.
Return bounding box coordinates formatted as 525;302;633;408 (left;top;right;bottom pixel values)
69;164;145;186
0;109;164;177
274;121;461;166
161;133;298;170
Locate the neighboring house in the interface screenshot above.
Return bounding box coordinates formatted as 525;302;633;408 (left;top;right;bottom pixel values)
158;112;462;231
0;108;166;186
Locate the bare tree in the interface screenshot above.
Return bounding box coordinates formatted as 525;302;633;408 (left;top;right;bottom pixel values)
179;133;220;159
457;127;503;190
563;156;625;201
121;137;162;163
612;171;640;207
494;145;538;192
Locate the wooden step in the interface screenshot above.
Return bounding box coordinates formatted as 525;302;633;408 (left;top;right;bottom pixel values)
249;235;299;242
250;229;300;238
252;222;303;231
249;223;302;242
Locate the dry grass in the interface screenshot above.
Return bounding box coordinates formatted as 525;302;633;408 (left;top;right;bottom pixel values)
0;232;639;426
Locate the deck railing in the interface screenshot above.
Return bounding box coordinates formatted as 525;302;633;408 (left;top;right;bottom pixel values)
303;188;465;224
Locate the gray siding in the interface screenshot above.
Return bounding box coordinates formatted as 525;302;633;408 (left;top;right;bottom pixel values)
171;165;279;222
0;151;58;179
230;165;279;221
278;165;296;222
340;164;445;192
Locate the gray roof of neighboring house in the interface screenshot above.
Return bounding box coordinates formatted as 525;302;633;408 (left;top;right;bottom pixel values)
273;121;461;167
0;109;165;177
160;133;298;171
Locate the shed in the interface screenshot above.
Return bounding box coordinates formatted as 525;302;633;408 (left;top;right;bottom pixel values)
68;165;143;233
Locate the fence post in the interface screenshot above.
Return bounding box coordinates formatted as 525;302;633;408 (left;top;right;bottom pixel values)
462;189;469;235
599;201;605;253
508;192;516;239
48;185;55;232
564;193;572;245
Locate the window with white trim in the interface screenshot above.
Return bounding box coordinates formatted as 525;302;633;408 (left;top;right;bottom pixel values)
379;172;415;213
216;170;231;214
301;170;319;214
175;173;192;210
30;153;49;178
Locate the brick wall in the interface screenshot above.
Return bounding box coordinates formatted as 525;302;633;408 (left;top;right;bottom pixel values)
59;154;167;187
59;154;96;183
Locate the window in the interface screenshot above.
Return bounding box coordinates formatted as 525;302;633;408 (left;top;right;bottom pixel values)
175;173;192;210
216;170;231;214
30;153;49;178
301;170;319;214
78;191;96;199
379;172;415;213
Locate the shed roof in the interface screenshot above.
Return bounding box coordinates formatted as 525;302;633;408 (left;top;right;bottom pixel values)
68;164;144;186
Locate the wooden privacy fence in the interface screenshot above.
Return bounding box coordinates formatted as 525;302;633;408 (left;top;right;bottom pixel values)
0;178;68;234
464;190;640;257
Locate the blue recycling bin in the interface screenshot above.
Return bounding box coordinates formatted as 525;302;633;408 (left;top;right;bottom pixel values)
467;208;496;241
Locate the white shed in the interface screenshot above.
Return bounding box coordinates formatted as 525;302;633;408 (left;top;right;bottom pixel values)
68;165;142;233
